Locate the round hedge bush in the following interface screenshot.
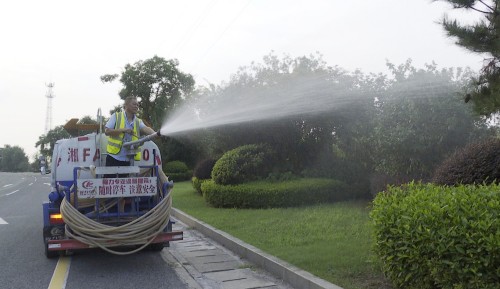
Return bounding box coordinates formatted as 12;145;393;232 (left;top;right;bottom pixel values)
211;144;274;185
371;182;499;289
202;178;351;208
433;138;500;185
164;160;192;181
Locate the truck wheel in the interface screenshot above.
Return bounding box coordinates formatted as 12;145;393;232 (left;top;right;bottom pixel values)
44;239;59;259
147;243;165;251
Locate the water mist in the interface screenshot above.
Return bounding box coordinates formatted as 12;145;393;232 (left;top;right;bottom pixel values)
160;72;452;136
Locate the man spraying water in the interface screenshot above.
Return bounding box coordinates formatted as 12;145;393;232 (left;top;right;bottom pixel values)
105;96;159;174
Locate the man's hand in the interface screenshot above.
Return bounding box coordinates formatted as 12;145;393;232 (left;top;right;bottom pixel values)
141;126;157;136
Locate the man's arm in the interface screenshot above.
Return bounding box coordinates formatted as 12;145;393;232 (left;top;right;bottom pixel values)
140;126;156;136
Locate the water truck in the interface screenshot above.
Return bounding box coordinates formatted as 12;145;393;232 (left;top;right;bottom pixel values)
42;111;183;258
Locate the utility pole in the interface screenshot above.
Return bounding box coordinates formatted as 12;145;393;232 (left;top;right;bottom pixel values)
45;82;55;133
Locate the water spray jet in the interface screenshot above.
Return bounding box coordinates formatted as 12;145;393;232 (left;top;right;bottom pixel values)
159;72;452;137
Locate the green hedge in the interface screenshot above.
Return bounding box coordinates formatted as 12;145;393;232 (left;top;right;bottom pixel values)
201;178;352;208
191;177;208;195
371;182;499;289
164;161;192;181
165;160;189;173
168;172;192;181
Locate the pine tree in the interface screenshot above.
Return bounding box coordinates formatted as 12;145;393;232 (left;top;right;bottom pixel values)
439;0;500;115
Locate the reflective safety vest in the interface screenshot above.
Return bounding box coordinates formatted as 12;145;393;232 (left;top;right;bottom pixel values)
107;111;142;161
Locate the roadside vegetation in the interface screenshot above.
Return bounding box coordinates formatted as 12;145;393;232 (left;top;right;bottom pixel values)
0;145;30;172
10;2;497;288
172;181;391;289
372;183;499;289
180;124;500;289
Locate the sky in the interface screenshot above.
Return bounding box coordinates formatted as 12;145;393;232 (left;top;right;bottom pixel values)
0;0;488;161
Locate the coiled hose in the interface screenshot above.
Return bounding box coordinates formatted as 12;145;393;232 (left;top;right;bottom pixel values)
60;193;172;255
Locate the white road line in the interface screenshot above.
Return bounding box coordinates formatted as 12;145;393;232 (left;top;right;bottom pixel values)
3;184;13;188
6;190;19;196
44;183;51;186
29;183;33;186
0;218;7;225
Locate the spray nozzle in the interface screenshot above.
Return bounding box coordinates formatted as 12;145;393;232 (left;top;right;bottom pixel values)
123;131;162;149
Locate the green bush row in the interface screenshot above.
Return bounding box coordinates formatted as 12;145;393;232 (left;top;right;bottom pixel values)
164;160;192;181
167;171;192;182
371;182;499;289
201;178;352;208
164;160;189;173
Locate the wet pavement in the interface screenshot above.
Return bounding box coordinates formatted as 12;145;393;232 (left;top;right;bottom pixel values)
162;218;294;289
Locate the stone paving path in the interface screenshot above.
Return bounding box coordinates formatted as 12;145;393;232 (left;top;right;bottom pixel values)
164;220;294;289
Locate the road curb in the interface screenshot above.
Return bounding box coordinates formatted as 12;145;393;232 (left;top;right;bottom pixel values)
172;208;343;289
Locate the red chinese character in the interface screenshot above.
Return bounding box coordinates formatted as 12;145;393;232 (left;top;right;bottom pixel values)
67;148;79;162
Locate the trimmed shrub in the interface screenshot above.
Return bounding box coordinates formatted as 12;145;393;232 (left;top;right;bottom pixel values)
433;138;500;185
191;176;207;195
202;178;351;208
164;160;192;181
371;182;499;289
266;171;299;182
212;144;274;185
193;158;217;179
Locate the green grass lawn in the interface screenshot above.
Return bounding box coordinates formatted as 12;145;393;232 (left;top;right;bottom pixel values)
171;181;392;289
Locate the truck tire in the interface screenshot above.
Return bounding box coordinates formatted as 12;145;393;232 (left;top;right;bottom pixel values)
44;239;59;258
147;243;165;251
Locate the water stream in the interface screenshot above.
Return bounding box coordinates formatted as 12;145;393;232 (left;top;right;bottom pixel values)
160;73;450;136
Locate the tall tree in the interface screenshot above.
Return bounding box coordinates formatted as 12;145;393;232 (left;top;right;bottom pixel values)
438;0;500;115
101;56;198;165
35;125;71;161
370;60;492;182
191;53;492;195
101;55;195;129
190;52;379;178
77;115;101;135
0;145;30;172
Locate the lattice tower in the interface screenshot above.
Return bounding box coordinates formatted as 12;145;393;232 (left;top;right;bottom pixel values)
45;82;55;133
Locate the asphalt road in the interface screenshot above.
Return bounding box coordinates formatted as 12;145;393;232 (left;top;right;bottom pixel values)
0;172;188;289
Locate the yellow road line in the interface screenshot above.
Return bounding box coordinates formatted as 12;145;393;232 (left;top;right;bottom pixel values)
48;256;71;289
